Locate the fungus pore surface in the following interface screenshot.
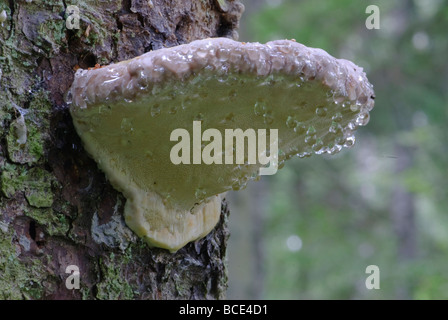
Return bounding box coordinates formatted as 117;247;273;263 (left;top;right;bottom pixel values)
67;38;375;252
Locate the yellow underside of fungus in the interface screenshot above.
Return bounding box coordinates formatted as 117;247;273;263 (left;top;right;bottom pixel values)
67;38;374;252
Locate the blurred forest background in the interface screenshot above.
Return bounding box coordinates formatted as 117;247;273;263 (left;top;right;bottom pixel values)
227;0;448;299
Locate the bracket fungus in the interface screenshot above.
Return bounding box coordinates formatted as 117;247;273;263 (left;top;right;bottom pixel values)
66;38;374;252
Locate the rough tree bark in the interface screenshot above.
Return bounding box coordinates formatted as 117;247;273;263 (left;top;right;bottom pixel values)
0;0;244;300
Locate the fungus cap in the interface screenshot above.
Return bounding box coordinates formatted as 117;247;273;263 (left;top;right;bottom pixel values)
67;38;374;252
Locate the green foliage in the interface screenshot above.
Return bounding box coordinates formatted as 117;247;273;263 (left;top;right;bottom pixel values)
231;0;448;299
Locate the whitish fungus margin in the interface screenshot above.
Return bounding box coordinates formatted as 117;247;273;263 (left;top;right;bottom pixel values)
66;38;375;252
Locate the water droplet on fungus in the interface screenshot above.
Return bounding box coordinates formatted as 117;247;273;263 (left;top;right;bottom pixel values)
315;106;327;117
286;116;297;129
151;104;161;117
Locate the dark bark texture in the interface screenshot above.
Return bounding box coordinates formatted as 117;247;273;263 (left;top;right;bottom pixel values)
0;0;243;299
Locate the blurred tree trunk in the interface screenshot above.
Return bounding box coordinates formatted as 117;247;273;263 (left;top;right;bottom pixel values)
391;143;417;299
389;0;417;300
0;0;243;299
248;179;266;299
227;180;266;299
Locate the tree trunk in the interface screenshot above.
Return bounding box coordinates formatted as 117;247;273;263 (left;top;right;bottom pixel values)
0;0;244;300
391;143;417;299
